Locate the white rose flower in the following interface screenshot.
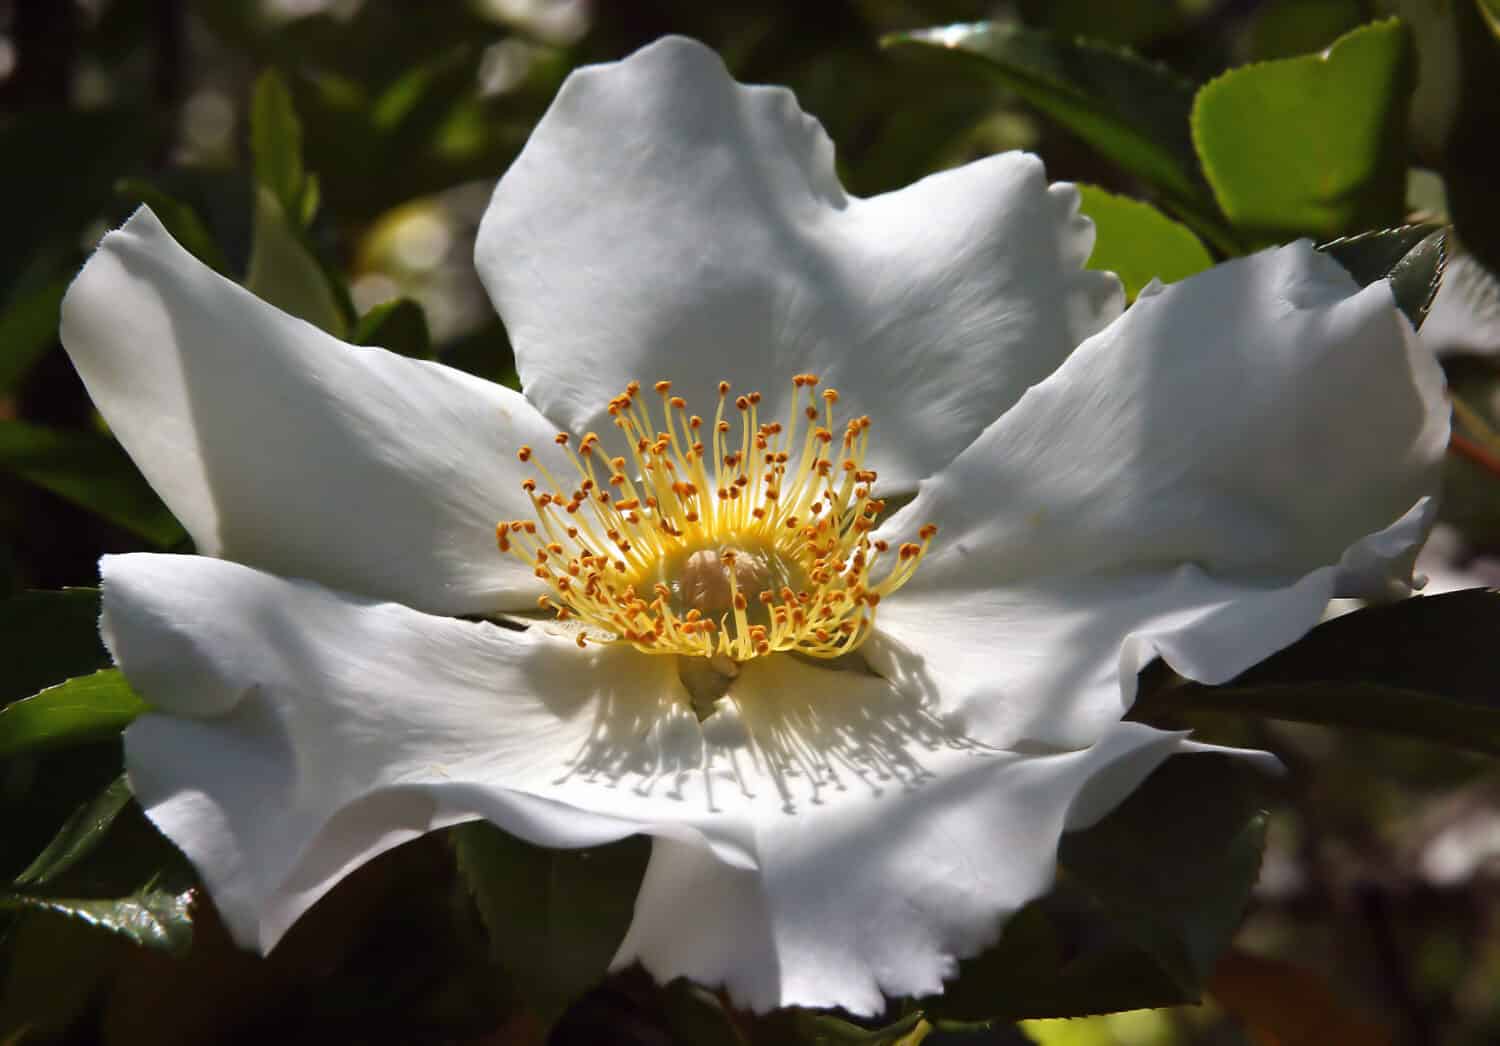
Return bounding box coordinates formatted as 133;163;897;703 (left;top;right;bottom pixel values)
59;37;1445;1015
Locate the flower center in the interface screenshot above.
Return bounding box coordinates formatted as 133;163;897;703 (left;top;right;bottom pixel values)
496;375;936;661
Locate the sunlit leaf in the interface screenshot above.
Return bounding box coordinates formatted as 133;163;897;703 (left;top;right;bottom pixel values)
0;670;147;758
1191;19;1414;243
1318;224;1447;330
0;886;193;955
1076;185;1214;300
883;22;1231;249
451;823;649;1023
1135;590;1500;756
0;420;185;548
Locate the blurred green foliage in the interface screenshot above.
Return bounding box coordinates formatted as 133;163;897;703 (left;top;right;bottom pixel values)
3;1;1500;1044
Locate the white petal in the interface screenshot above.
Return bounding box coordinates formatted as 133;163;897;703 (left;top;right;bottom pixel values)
868;243;1445;748
615;674;1214;1015
871;501;1433;751
884;242;1446;584
62;208;569;615
105;552;756;952
476;36;1122;492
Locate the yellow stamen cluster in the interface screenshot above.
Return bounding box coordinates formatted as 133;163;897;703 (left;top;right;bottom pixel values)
496;375;937;661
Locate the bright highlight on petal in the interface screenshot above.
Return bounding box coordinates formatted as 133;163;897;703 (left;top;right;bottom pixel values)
498;375;937;661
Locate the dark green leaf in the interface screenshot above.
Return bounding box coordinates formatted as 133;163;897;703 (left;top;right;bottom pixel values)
0;279;66;394
1190;19;1415;243
759;1010;930;1044
250;69;308;222
114;180;232;276
14;775;131;887
1319;224;1448;330
353;297;432;359
4;772;195;955
924;755;1265;1022
0;420;185;548
0;670;148;758
1446;0;1500;274
0;588;107;706
1057;758;1266;996
660;980;751;1045
451;823;650;1023
1135;590;1500;756
1243;0;1366;61
1076;185;1214;300
245;185;349;337
883;22;1229;246
0;886;193;955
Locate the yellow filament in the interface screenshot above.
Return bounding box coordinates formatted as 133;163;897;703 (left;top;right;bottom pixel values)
497;375;937;661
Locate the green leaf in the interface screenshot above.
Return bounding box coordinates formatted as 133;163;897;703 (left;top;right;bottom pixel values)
924;755;1265;1022
1135;590;1500;756
0;279;66;394
1243;0;1366;61
0;588;107;706
451;823;650;1023
1190;19;1415;243
13;775;132;888
245;185;350;337
1318;224;1447;330
759;1010;931;1044
250;69;308;223
883;23;1229;246
660;980;752;1045
1;886;193;955
1076;185;1214;300
0;670;148;758
114;180;232;276
353;297;432;359
0;420;185;548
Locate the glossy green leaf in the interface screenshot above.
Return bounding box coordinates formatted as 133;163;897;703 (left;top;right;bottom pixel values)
0;588;107;706
1191;19;1415;243
1318;224;1447;330
0;670;148;758
451;823;650;1023
0;420;185;548
353;296;432;358
3;774;194;955
883;22;1227;245
1;886;193;955
0;279;65;394
115;180;232;276
923;755;1265;1022
1076;185;1214;300
250;69;309;223
245;185;349;337
1135;590;1500;756
13;775;132;887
